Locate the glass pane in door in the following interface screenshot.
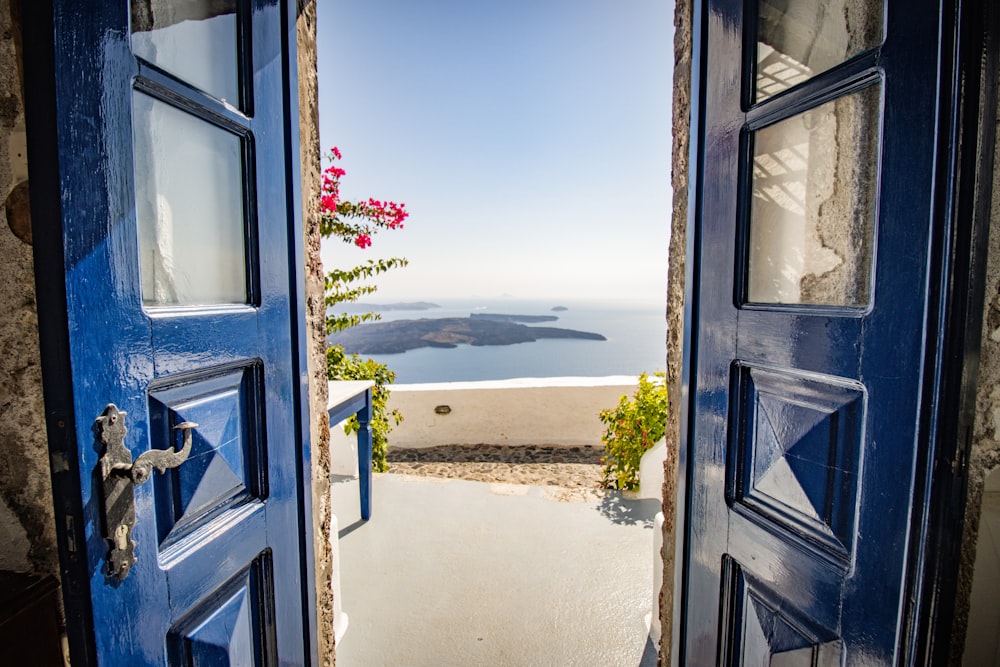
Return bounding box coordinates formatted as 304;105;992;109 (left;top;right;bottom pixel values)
756;0;883;102
133;92;247;306
131;0;240;106
746;85;880;307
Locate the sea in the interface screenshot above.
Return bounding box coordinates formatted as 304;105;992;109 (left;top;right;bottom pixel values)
340;298;667;384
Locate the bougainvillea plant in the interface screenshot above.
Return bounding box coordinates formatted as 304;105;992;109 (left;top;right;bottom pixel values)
321;147;408;472
599;371;668;491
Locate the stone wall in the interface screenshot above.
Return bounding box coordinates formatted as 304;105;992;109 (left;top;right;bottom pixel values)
951;82;1000;662
296;0;335;664
660;0;691;663
0;0;58;579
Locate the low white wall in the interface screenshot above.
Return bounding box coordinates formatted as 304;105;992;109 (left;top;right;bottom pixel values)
388;376;639;447
329;376;639;473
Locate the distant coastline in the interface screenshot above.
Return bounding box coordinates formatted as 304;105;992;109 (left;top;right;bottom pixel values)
329;315;606;354
336;301;441;313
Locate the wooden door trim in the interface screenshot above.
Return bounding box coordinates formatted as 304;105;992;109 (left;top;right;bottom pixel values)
21;0;98;661
902;0;1000;663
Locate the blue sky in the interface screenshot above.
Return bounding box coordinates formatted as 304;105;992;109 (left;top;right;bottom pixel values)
317;0;674;303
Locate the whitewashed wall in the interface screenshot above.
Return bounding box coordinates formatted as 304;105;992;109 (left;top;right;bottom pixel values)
329;376;639;474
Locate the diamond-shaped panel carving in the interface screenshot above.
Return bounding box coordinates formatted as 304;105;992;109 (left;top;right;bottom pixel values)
168;552;275;666
731;365;865;562
149;366;266;549
171;390;246;521
720;557;843;667
185;586;254;664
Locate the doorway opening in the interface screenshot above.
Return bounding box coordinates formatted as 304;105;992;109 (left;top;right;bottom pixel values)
316;1;674;664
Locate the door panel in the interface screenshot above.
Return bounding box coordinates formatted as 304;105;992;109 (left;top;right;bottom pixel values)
719;557;843;666
149;364;266;550
166;552;276;665
681;0;944;663
25;0;311;664
729;364;866;566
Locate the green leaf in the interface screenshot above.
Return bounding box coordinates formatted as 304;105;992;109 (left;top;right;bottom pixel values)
598;372;668;491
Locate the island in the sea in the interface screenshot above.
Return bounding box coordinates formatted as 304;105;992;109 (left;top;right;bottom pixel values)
329;315;606;354
551;305;569;312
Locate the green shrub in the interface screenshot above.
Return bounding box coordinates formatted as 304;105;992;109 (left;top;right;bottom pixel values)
326;345;401;473
599;372;668;491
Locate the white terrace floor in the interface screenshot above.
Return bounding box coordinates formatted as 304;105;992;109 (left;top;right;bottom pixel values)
329;472;661;666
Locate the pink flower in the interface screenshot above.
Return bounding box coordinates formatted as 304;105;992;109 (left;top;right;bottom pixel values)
355;197;408;229
323;165;346;183
320;194;338;213
319;146;408;244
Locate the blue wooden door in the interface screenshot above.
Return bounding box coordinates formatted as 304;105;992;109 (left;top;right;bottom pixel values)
24;1;314;664
680;0;955;663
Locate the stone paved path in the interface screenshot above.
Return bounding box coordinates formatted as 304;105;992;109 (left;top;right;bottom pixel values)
386;444;605;489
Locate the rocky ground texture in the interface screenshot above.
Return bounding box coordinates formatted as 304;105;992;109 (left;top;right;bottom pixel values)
386;444;605;489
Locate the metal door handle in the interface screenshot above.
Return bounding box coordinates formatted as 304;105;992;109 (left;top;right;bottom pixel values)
95;403;197;579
